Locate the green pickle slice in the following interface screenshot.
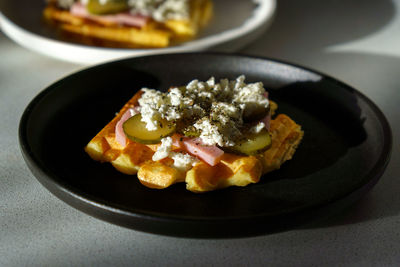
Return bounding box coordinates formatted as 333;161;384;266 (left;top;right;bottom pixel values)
86;0;129;15
229;128;272;155
123;114;176;144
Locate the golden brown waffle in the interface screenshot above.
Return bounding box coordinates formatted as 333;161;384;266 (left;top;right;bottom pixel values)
261;114;304;174
43;0;213;48
85;92;303;193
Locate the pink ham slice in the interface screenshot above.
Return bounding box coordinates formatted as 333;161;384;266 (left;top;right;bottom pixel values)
115;108;137;147
181;137;224;166
70;3;148;27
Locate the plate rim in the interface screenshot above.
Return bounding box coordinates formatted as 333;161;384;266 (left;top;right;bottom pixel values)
18;52;393;237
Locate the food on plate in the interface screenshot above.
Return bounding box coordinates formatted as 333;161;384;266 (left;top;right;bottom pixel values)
85;76;303;192
43;0;213;48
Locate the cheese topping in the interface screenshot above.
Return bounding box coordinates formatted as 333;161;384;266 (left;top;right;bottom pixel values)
139;75;269;147
152;137;198;171
152;136;173;161
170;151;198;171
250;122;266;134
128;0;190;22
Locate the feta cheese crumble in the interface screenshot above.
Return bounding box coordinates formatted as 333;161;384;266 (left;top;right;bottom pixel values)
250;122;266;134
193;118;227;147
152;136;173;161
138;75;269;147
152;137;198;171
170;151;198;171
128;0;190;22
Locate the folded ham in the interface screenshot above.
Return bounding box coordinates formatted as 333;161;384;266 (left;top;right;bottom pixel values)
181;137;224;166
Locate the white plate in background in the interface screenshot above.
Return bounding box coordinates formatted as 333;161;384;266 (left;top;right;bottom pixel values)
0;0;276;65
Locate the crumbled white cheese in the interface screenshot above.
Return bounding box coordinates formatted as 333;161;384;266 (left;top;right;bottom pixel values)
193;118;226;146
138;75;269;147
169;87;183;106
152;137;173;161
128;0;189;22
250;122;266;134
170;152;198;171
232;76;269;118
204;102;243;146
138;88;182;131
152;137;198;171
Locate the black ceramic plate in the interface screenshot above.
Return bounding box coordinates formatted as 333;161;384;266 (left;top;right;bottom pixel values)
19;53;392;238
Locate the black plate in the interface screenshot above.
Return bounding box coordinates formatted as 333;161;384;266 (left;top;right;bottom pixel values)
19;53;392;238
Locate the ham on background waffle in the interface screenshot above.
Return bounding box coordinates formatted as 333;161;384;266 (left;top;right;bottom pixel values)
43;0;213;48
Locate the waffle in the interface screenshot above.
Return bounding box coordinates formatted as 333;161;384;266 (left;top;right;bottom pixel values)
85;91;303;193
43;0;213;48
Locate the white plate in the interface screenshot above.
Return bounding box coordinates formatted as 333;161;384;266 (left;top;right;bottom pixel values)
0;0;276;65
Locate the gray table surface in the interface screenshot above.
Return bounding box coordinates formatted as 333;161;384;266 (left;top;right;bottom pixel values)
1;0;399;266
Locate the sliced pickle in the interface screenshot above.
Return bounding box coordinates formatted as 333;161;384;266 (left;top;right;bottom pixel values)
229;128;271;155
86;0;129;15
123;114;176;144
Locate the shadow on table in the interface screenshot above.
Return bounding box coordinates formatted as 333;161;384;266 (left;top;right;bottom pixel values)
241;0;400;229
295;52;400;230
